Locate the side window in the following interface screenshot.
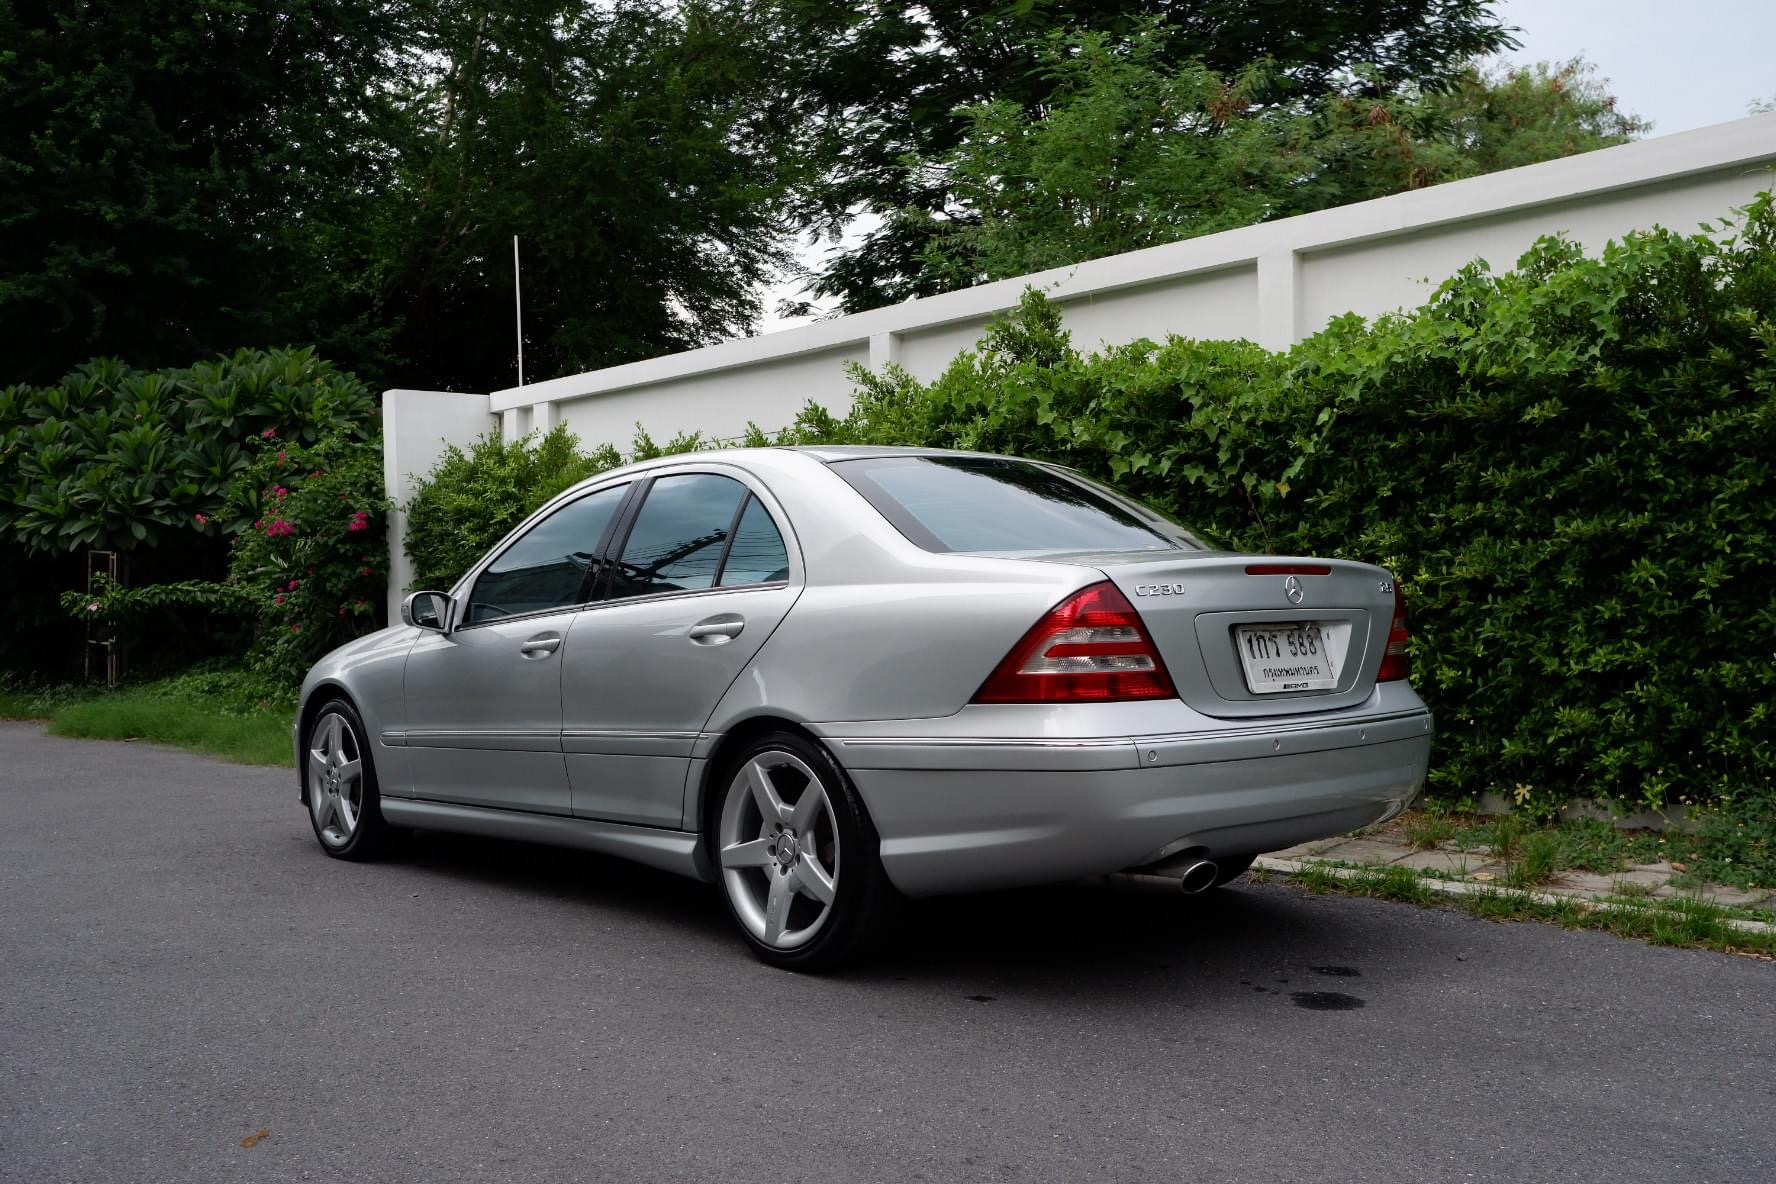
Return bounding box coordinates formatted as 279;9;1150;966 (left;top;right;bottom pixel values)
466;485;627;624
718;497;789;586
608;474;748;600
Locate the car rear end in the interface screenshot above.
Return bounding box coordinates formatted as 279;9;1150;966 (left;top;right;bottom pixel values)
798;451;1432;897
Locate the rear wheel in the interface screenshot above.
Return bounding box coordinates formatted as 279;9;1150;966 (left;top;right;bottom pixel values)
304;700;390;861
712;731;893;972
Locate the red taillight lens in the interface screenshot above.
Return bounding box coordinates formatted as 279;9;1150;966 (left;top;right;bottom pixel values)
1377;585;1410;682
973;582;1176;703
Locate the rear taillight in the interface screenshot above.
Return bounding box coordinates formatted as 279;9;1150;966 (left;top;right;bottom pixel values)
1377;585;1410;682
973;581;1176;703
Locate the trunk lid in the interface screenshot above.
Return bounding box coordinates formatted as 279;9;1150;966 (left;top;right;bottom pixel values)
1078;552;1396;719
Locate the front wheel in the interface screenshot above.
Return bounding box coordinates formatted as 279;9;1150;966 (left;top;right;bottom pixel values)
712;731;894;972
303;700;390;861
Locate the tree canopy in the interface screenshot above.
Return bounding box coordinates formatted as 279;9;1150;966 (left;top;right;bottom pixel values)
2;0;1653;393
911;35;1648;288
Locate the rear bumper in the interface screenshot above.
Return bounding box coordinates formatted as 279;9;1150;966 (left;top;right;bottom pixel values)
828;709;1432;897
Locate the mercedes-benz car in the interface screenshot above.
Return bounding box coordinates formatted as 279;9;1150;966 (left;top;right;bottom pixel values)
297;446;1431;969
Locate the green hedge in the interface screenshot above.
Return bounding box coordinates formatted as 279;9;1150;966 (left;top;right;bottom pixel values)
405;194;1776;813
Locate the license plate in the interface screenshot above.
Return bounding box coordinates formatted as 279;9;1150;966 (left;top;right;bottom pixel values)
1236;622;1341;694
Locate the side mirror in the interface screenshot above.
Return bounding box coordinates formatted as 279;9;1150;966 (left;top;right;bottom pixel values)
402;590;452;632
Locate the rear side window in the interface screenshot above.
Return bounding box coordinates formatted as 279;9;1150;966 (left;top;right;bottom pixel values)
719;497;790;585
831;456;1206;554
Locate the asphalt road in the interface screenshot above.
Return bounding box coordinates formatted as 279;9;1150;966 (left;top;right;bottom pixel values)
2;722;1771;1184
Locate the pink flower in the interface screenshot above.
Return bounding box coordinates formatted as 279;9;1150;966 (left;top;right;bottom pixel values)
271;485;288;499
275;594;286;606
193;513;207;526
264;519;294;538
359;566;374;577
347;510;370;532
261;427;277;439
289;623;301;633
287;579;298;591
87;601;100;614
276;451;288;462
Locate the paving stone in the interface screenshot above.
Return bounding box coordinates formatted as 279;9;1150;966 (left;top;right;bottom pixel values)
1269;837;1350;860
1308;838;1409;866
1699;886;1772;909
1610;869;1672;894
1390;850;1498;877
1554;871;1622;896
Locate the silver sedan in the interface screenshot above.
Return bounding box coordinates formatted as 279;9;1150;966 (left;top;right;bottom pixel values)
298;446;1431;969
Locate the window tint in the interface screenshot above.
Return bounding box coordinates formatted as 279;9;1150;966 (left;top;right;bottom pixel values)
466;485;626;624
718;498;790;585
608;474;748;599
832;456;1206;554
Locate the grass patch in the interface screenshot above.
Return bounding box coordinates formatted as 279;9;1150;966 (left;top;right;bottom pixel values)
1279;865;1776;959
1501;829;1564;889
0;681;88;720
1391;801;1776;892
18;664;297;767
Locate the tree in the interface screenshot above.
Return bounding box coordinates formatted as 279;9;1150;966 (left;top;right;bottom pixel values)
913;31;1646;288
361;0;812;393
0;0;413;386
769;0;1519;312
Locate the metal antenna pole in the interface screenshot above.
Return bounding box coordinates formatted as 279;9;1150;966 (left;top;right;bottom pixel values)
513;234;525;386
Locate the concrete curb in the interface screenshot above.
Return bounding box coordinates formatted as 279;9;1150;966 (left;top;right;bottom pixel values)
1254;856;1776;938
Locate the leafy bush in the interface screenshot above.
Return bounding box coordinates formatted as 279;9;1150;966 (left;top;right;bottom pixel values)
403;424;619;591
0;347;378;555
222;434;390;682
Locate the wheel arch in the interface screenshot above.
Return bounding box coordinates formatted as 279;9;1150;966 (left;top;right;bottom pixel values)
692;715;835;847
295;681;358;803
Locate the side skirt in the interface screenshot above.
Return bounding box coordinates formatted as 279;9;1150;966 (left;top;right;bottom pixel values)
379;798;713;883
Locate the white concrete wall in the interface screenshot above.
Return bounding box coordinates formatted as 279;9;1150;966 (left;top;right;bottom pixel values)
381;389;499;618
381;114;1776;597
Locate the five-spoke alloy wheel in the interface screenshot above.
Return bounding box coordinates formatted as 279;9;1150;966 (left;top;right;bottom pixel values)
714;731;893;970
304;699;388;860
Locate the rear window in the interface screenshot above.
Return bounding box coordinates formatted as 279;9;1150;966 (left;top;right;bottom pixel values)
831;455;1209;554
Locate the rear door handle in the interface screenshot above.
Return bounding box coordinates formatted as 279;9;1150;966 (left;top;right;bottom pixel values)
519;633;562;658
688;615;745;644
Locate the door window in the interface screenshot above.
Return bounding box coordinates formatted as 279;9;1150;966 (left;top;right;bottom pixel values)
608;474;746;599
465;484;627;624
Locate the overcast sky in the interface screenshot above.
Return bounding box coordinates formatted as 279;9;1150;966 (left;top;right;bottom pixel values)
758;2;1775;332
1495;0;1774;133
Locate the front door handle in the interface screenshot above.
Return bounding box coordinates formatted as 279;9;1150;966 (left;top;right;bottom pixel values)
687;615;745;644
519;633;562;658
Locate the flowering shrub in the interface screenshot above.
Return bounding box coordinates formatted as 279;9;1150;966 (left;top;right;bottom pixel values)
222;434;389;682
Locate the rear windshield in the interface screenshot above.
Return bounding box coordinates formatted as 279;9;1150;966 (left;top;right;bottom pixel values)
830;455;1209;554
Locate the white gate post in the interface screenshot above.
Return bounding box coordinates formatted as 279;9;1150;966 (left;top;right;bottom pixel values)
381;390;497;619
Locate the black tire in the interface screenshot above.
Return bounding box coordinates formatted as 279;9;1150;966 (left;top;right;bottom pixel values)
709;730;896;972
1211;852;1259;887
302;698;391;862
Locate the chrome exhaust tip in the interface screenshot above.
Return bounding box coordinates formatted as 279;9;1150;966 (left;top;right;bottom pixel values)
1178;859;1219;894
